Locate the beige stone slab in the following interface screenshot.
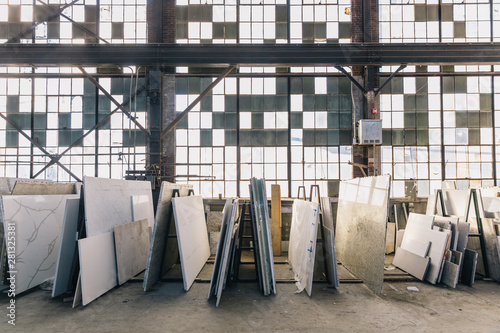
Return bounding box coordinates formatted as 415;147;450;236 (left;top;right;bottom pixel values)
114;219;149;285
392;247;430;280
12;182;76;195
78;232;117;306
385;222;396;254
336;175;391;294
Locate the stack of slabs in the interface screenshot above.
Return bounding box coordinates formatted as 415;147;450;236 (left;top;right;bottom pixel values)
171;195;210;291
208;198;240;306
249;178;276;296
288;199;320;297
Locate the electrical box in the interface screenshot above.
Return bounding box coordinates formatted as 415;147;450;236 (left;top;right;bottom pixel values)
358;119;382;145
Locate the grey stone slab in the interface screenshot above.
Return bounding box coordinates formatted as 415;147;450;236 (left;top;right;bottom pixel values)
207;211;224;233
475;218;500;281
461;249;478;287
456;221;470;254
172;195;210;291
321;197;339;288
114;219;149;285
78;232;117;306
12;182;76;195
72;271;82;308
143;182;192;292
336;175;391;294
442;189;470;217
441;250;462;288
1;194;78;294
289;199;320;297
392;247;430;280
209;232;220;256
83;176;152;238
52;198;80;298
131;194;155;232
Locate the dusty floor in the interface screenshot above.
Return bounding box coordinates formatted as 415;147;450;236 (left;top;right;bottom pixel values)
1;275;500;332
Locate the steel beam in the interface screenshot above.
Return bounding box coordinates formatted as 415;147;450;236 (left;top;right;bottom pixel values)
2;44;500;66
374;64;407;95
160;65;236;139
78;66;150;136
334;66;368;94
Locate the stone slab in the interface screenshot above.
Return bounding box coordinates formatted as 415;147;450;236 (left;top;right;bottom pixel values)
321;196;339;288
461;249;478;287
336;175;391;294
441;250;462;288
12;182;76;195
442;189;470;217
392;247;430;280
131;194;155;232
72;272;82;308
434;216;459;251
172;195;210;291
52;198;80;298
114;219;149;285
78;232;117;306
385;222;396;254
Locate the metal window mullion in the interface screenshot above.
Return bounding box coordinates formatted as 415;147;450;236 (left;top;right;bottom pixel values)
440;75;445;181
94;79;99;177
492;75;497;185
236;76;241;197
287;75;291;198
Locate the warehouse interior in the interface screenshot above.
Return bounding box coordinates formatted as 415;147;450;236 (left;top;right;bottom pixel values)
1;0;500;331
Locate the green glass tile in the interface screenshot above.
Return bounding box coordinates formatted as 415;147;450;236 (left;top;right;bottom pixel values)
443;77;455;93
416;129;429;145
303;95;315;111
276;130;288;146
175;112;188;129
176;78;188;94
98;96;111;113
303;78;314;94
58;113;71;129
252;96;264;111
176;23;188;39
252;112;263;129
405;112;416;128
72;24;85;39
456;111;468;127
327;77;339;94
469;128;480;144
480;94;492;110
480;110;492;127
238;130;250;146
58;129;72;147
454;22;466;38
47;22;60;39
176;6;188;22
441;4;453;21
404;95;416;111
340;112;351;128
328;129;339;145
315;130;327;145
263;130;276;146
200;77;212;91
225;95;237;112
6;130;18;147
382;129;392;145
110;78;124;95
327;95;339;111
340;95;351;111
6;96;19;113
405;129;416;145
291;78;302;94
200;97;212;112
339;129;352;145
391;77;403;94
302;23;314;39
33;130;46;147
97;114;110;129
315;23;326;39
0;23;7;39
455;76;467;93
7;114;29;130
303;129;315;145
427;5;439;21
415;5;427;22
276;96;288;111
201;5;212;22
339;22;350;39
111;22;124;39
34;114;46;130
225;112;237;129
392;129;404;145
225;23;237;39
276;23;287;39
416;95;428;111
416;112;428;128
135;95;147;111
225;129;237;146
276;5;288;22
188;78;200;94
83;114;96;129
212;113;224;129
123;130;146;147
339;78;350;94
291;112;303;128
252;130;263;146
468;111;479;127
276;78;288;94
328;113;339;128
188;5;201;21
416;78;428;94
239;95;251;111
315;95;326;111
200;129;212;147
264;96;276;111
213;22;224;39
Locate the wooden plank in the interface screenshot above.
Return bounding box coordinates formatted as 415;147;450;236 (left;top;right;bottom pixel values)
271;184;282;256
392;247;430;280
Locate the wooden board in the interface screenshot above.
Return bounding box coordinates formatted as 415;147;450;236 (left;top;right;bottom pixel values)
271;184;282;256
392;247;430;280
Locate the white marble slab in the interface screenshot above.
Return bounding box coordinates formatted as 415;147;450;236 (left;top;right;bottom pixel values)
114;219;149;285
321;197;339;288
83;176;152;237
434;216;459;251
172;195;210;291
442;189;470;217
131;194;155;232
336;175;391;294
78;231;117;306
143;182;192;292
1;194;78;294
289;199;320;297
52;198;80;298
393;247;430;280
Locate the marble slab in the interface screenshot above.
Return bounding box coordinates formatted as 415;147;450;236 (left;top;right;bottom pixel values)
470;217;500;281
131;194;155;232
83;176;152;237
1;194;78;294
442;189;470;217
78;231;117;306
12;182;76;195
336;175;391;294
392;247;430;280
320;197;339;288
0;177;53;195
114;219;149;285
289;199;320;296
172;195;210;291
434;216;459;251
143;182;192;292
441;250;462;288
52;198;80;298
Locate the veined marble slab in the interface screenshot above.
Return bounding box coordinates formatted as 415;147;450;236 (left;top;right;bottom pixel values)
131;194;155;232
289;199;320;297
78;231;117;306
52;198;80;298
143;182;192;292
1;194;78;294
83;176;152;237
336;175;391;294
172;195;210;291
114;219;149;285
321;197;339;288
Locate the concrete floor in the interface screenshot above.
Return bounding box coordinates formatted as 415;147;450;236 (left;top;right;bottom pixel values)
1;273;500;332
